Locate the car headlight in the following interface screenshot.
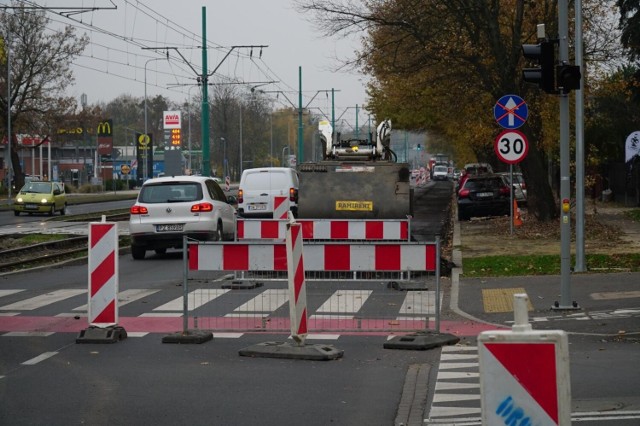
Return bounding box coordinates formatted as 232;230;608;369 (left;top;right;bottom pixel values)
41;198;50;204
16;197;23;203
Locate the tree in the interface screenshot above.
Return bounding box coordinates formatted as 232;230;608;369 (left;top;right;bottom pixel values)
296;0;622;221
0;4;88;189
618;0;640;60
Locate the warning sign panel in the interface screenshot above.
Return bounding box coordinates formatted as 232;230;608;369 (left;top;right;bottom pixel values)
335;201;373;211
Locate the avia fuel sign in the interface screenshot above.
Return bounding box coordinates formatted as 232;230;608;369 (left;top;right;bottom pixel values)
163;111;181;129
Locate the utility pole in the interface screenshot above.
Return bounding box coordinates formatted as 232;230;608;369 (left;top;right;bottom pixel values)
298;66;303;164
201;7;210;176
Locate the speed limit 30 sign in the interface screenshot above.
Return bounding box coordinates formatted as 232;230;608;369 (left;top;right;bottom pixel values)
495;129;529;164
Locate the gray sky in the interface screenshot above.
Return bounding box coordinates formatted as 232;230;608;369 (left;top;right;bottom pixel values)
39;0;370;126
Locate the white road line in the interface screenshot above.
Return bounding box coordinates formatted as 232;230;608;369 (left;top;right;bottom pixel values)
0;289;85;311
436;371;479;379
0;290;24;299
314;290;372;313
22;351;58;365
438;362;478;370
398;290;437;315
432;393;481;403
230;289;289;314
435;382;480;391
153;289;230;311
3;331;55;337
73;289;160;311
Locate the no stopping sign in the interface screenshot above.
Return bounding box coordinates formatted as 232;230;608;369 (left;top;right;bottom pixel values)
495;130;529;164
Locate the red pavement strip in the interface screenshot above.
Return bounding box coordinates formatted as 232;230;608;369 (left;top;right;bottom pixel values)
0;316;504;336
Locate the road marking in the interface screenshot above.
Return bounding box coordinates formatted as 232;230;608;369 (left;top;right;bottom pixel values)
482;287;532;313
315;290;373;313
398;290;438;315
590;290;640;300
3;331;55;337
153;289;230;311
22;351;58;365
72;289;160;311
0;289;85;311
0;290;24;299
228;289;288;316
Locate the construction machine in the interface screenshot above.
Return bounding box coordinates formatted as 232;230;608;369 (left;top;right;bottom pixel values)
296;119;413;219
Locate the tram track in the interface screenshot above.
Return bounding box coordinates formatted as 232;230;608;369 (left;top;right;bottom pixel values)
0;211;131;274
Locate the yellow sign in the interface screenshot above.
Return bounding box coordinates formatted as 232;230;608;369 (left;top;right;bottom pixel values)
336;201;373;211
97;120;112;136
120;164;131;175
171;128;181;146
138;134;150;147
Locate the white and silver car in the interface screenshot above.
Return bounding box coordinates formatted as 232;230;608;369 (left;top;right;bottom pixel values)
129;176;236;260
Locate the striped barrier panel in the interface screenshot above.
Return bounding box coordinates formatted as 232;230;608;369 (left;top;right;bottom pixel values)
286;221;308;342
237;218;410;241
188;241;436;272
87;222;119;326
273;196;289;219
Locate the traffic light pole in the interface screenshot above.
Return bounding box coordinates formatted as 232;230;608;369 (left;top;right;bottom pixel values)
555;0;579;311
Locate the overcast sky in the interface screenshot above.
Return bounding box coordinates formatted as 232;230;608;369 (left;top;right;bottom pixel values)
38;0;370;126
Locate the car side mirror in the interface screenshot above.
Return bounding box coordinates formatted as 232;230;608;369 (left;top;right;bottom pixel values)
226;195;237;205
53;189;61;195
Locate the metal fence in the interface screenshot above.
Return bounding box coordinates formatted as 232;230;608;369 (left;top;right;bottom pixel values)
176;233;442;334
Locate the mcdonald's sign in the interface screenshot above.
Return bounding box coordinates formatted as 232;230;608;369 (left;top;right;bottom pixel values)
97;119;114;155
97;119;113;136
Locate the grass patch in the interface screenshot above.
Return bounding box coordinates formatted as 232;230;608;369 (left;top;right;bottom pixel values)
624;209;640;222
463;253;640;277
20;234;68;244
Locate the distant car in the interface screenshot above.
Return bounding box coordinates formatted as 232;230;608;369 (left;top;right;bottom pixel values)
453;169;461;180
128;175;237;260
499;172;527;205
14;181;66;216
432;165;449;181
458;162;494;190
457;174;511;221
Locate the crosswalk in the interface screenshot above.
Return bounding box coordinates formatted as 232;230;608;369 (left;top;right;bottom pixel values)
0;287;440;334
425;345;482;425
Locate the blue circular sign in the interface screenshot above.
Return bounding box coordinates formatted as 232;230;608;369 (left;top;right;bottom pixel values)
494;95;528;129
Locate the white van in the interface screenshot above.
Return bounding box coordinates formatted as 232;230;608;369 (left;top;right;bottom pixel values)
237;167;299;218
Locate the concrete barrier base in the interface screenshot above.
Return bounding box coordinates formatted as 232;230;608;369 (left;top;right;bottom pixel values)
162;329;213;344
76;325;127;344
239;341;344;360
384;331;459;350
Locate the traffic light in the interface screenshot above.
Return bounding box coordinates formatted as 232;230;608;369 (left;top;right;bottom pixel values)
556;64;581;92
522;40;556;94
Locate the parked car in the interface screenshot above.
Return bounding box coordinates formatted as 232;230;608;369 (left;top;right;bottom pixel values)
499;172;527;205
457;162;494;189
237;167;299;218
457;174;511;221
128;175;237;260
14;181;66;216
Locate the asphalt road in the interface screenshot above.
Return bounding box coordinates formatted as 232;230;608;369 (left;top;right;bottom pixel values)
1;181;639;425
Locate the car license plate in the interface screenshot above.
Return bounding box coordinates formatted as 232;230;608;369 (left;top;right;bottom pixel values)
477;192;493;198
156;224;184;232
25;204;38;209
248;204;266;211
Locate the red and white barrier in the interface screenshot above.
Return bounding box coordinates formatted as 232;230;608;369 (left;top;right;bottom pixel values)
479;294;571;425
273;196;289;219
286;220;307;342
188;242;436;272
237;219;410;241
87;222;119;326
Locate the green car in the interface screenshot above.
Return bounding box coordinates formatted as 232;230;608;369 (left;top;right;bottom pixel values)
14;181;67;216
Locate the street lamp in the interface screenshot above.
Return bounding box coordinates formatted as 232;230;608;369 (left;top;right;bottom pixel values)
220;137;226;179
144;56;167;181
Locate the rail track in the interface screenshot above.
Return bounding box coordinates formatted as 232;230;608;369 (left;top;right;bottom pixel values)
0;210;131;274
0;235;90;273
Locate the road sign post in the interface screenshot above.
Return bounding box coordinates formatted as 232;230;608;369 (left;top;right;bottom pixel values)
479;294;571;426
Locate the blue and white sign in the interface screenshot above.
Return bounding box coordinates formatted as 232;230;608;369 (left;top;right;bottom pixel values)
494;95;528;129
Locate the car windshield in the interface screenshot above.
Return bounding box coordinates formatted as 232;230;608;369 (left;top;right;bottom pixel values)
244;172;289;190
140;183;202;203
22;182;52;194
465;178;503;191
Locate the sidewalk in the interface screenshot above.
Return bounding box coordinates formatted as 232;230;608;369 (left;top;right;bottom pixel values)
450;204;640;336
